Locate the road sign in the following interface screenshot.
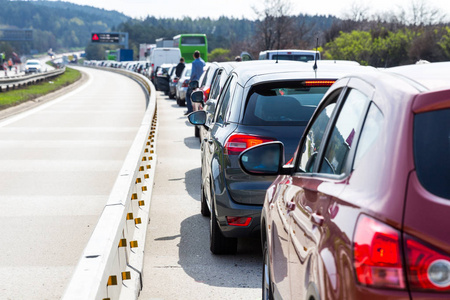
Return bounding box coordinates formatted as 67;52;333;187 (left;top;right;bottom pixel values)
91;32;128;48
0;29;33;41
91;33;120;43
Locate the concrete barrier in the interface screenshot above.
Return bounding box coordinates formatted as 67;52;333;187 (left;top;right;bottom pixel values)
62;69;158;300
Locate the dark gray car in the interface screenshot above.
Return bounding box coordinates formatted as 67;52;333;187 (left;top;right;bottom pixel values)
188;60;371;254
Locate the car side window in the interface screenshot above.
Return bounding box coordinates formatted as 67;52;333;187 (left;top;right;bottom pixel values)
353;103;384;168
319;89;369;175
210;69;223;100
297;90;341;173
215;76;234;124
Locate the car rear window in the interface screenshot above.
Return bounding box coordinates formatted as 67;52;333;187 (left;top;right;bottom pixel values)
271;54;315;62
242;81;330;126
414;108;450;199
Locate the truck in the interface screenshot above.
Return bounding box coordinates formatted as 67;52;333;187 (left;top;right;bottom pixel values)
117;49;133;62
156;38;173;48
148;47;181;84
139;43;156;61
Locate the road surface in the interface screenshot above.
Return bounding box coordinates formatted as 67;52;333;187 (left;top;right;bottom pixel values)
0;67;146;299
138;92;262;300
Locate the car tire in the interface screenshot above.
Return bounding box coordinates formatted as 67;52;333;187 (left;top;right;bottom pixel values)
176;97;181;106
194;126;200;138
210;201;237;255
262;240;274;300
200;186;210;217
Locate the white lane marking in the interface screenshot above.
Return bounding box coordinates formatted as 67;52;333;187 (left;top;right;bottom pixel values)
0;70;94;128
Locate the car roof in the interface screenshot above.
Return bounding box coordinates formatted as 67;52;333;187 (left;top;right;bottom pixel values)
231;60;374;87
385;62;450;92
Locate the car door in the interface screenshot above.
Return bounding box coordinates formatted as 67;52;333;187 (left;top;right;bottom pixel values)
202;75;236;209
287;80;374;300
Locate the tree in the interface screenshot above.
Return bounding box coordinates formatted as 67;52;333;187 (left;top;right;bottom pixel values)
252;0;296;51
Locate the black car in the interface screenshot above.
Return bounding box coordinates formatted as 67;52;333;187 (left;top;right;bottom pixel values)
188;60;371;254
156;63;175;95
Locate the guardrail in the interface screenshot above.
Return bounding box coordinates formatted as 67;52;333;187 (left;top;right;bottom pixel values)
62;68;158;300
0;67;66;92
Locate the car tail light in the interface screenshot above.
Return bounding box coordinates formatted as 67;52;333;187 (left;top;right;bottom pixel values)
173;78;179;83
182;80;189;88
353;215;405;289
303;80;335;87
405;238;450;291
226;216;251;227
224;133;275;155
203;87;211;102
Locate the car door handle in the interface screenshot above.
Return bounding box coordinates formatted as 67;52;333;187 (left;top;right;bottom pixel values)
310;213;324;226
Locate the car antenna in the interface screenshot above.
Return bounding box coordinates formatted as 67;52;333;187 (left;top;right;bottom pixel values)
276;36;280;64
313;37;318;74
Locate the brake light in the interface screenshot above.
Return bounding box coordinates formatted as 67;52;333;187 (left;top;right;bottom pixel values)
406;238;450;291
304;80;335;87
182;80;189;88
224;134;275;155
353;215;405;289
226;217;251;227
173;78;179;83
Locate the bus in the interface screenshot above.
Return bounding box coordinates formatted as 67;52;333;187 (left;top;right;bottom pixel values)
173;34;208;63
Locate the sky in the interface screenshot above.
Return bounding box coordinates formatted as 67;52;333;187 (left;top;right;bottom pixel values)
53;0;450;21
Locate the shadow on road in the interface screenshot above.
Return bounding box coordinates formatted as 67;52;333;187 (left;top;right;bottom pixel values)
184;136;200;150
185;167;201;201
177;214;262;288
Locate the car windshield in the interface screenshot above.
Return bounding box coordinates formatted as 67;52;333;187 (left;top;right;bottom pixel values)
414;108;450;199
242;81;330;126
272;54;315;61
27;62;40;65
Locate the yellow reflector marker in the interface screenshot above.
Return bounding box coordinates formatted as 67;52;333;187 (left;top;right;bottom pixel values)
139;166;144;171
122;271;131;281
130;241;138;248
144;174;149;179
136;178;141;184
138;200;145;206
131;193;138;200
142;156;147;161
119;239;127;247
135;218;142;225
144;148;149;153
146;165;151;169
107;275;117;286
142;186;147;192
126;213;133;220
146;142;150;146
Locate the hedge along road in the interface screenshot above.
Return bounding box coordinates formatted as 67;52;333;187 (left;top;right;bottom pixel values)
138;91;262;300
0;66;146;299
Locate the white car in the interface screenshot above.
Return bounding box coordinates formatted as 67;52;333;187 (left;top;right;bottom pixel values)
24;59;42;74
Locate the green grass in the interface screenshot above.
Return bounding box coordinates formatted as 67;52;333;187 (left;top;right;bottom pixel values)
0;67;81;108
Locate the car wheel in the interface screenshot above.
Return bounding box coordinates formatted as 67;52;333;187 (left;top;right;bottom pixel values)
200;185;210;217
176;97;181;106
194;126;200;138
210;201;237;254
262;240;273;300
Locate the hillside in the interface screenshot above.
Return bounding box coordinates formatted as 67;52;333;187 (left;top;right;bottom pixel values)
0;0;130;53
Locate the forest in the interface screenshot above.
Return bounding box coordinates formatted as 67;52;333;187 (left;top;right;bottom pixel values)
1;0;450;67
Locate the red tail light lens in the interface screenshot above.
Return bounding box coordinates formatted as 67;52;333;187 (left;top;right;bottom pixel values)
203;87;211;102
224;134;275;155
226;216;251;227
173;78;179;83
406;238;450;291
182;80;189;88
353;215;405;289
303;80;335;87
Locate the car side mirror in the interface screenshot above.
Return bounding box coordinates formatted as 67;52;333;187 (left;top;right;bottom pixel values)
239;142;286;176
187;110;206;125
191;90;204;103
189;80;199;89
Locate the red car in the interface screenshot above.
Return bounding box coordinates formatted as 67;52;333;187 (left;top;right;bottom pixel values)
239;62;450;299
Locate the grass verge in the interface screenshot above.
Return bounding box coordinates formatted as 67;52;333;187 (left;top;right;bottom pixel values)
0;67;81;109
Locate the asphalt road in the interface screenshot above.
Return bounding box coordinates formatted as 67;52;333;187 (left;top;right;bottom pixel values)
138;92;262;300
0;67;146;299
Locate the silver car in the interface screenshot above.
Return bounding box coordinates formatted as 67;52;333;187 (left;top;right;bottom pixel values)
175;63;192;106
